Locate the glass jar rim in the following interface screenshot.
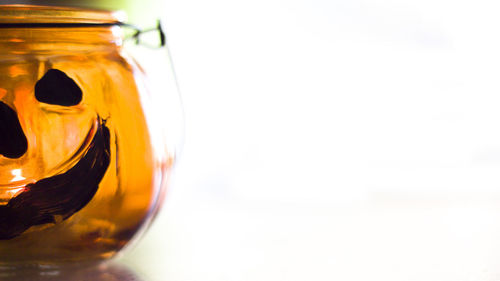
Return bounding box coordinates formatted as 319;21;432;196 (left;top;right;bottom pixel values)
0;5;125;25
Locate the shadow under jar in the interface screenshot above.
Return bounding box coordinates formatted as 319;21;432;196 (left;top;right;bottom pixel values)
0;5;177;265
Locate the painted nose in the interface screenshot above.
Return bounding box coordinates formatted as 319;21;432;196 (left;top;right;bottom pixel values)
0;101;27;159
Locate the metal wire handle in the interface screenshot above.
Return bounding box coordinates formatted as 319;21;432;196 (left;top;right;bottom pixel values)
124;20;166;48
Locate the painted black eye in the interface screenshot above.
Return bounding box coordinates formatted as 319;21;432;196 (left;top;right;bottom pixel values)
0;101;27;159
35;69;82;106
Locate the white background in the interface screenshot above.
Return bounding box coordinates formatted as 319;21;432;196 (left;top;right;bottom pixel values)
121;0;500;280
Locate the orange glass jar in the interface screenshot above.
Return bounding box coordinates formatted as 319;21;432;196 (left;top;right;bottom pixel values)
0;5;179;264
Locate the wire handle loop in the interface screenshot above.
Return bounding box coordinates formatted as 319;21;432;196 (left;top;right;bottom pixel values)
124;20;166;48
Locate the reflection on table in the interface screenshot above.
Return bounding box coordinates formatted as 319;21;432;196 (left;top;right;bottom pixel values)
0;261;145;281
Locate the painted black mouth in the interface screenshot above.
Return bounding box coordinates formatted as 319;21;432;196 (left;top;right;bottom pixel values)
0;119;111;240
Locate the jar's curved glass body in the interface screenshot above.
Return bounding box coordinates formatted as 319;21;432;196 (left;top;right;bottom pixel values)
0;6;178;264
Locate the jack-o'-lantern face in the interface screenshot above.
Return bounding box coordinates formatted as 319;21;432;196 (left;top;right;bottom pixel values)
0;66;110;240
0;6;177;264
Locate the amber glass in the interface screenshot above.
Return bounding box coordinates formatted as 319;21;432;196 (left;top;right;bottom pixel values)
0;5;179;264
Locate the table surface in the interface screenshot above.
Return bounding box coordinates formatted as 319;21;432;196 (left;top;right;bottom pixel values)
119;192;500;281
